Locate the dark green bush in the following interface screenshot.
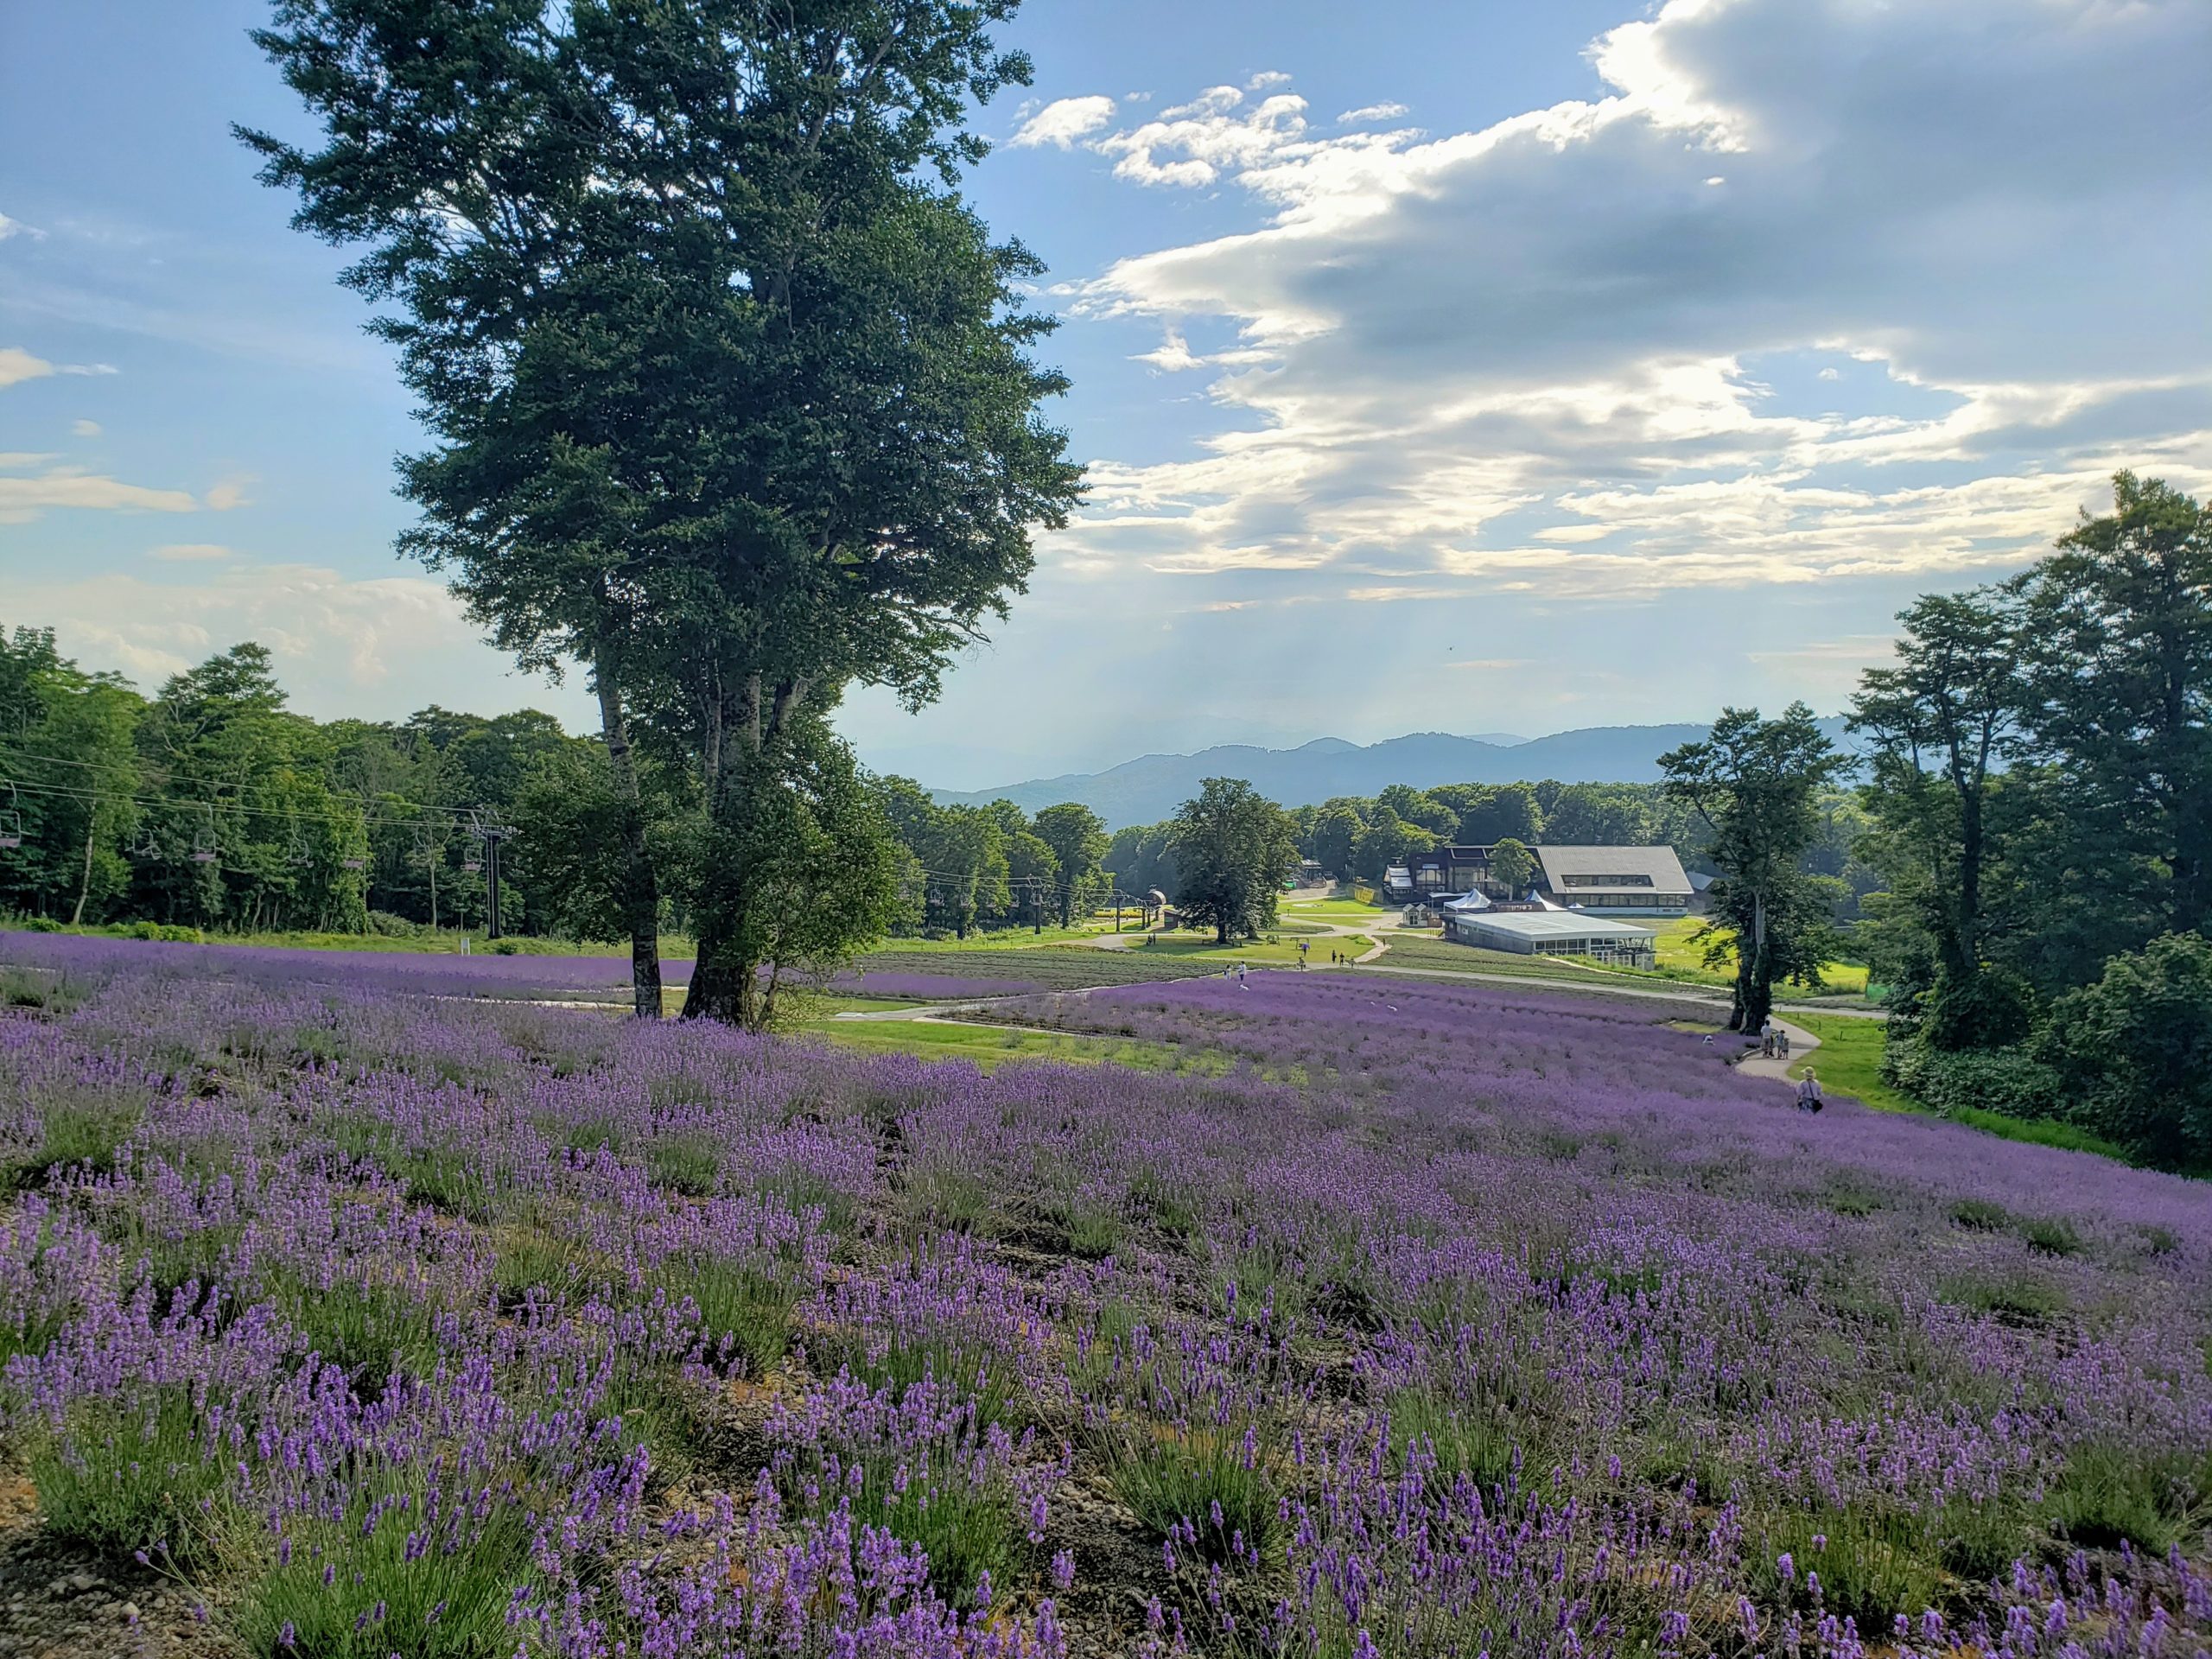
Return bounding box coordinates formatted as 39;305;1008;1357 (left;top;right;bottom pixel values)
1883;1036;2067;1123
2041;932;2212;1171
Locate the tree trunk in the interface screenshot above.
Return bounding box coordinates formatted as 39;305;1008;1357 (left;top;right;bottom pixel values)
1738;888;1774;1033
594;656;664;1020
682;951;758;1026
72;807;97;925
681;677;767;1029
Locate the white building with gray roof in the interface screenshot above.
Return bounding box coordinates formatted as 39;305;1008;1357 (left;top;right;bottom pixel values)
1533;845;1694;916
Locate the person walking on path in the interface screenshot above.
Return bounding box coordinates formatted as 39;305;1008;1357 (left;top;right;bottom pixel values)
1796;1070;1824;1113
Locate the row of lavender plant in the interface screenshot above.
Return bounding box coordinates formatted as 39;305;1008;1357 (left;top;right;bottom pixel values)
0;944;2205;1658
0;927;1051;1005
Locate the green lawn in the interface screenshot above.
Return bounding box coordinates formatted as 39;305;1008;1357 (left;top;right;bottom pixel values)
865;922;1126;951
1638;916;1871;995
799;1016;1205;1071
844;947;1239;992
1786;1014;2129;1160
1280;896;1389;919
1365;933;1646;984
1105;931;1365;969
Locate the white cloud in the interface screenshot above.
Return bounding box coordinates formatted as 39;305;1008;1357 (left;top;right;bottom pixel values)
0;347;54;389
1338;102;1410;124
10;563;501;708
71;419;101;437
0;349;120;389
0;211;41;243
0;454;245;524
1027;0;2212;598
1247;71;1294;91
0;469;199;521
1010;96;1116;149
203;477;253;512
1134;331;1201;372
148;543;237;563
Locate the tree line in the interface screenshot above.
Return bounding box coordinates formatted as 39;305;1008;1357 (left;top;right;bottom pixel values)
1651;474;2210;1171
0;626;1124;958
1107;777;1877;911
1842;473;2212;1171
0;632;584;939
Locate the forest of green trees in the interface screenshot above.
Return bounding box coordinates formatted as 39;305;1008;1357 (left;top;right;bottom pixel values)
0;626;1114;950
1105;777;1878;913
1840;474;2212;1171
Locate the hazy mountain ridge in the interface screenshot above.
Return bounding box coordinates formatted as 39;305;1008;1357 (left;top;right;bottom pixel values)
931;721;1853;829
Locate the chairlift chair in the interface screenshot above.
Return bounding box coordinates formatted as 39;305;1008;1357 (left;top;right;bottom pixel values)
190;810;220;864
0;782;22;850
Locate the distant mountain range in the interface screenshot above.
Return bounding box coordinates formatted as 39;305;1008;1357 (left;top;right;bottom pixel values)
932;721;1853;830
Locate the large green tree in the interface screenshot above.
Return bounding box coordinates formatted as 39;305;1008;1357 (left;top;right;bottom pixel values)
1033;802;1107;926
1169;778;1299;944
2014;474;2212;962
1306;802;1364;880
1661;704;1849;1032
1850;588;2030;1045
1488;837;1535;899
1456;784;1543;846
245;0;1082;1027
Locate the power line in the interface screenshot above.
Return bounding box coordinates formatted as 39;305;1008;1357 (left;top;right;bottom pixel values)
0;774;493;837
0;741;486;830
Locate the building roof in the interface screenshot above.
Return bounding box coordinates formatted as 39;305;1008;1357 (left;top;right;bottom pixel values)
1453;911;1657;943
1534;844;1693;896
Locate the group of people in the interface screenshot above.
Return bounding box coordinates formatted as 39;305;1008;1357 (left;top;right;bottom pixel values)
1708;1019;1824;1113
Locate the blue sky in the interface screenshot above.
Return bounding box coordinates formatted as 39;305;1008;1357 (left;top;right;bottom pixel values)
3;1;2208;791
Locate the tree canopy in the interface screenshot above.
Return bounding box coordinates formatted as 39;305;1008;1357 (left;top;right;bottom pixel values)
1168;778;1299;945
245;0;1083;1026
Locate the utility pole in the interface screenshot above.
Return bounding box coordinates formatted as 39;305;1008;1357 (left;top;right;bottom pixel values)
469;811;514;941
484;825;509;939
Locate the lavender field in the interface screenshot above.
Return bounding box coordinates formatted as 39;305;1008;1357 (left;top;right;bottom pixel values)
0;948;2207;1659
0;931;1061;1007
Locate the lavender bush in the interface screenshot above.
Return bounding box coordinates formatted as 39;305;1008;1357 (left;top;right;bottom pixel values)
0;944;2206;1658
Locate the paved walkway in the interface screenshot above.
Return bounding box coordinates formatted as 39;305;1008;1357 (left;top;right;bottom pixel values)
1732;1016;1820;1081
